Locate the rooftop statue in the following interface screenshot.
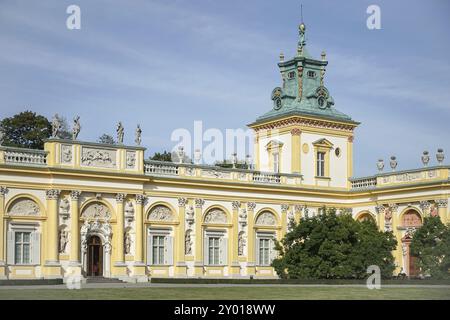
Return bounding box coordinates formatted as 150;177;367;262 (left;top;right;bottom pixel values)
73;116;81;140
51;114;61;138
117;121;124;144
135;124;142;146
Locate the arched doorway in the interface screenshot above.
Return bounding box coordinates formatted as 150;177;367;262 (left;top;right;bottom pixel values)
87;235;103;277
401;209;423;277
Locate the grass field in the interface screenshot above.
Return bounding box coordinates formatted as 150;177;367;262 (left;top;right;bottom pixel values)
0;286;449;300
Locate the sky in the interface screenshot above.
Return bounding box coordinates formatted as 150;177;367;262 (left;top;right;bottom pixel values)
0;0;449;177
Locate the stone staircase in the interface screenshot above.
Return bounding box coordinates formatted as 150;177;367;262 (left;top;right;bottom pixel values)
86;276;125;284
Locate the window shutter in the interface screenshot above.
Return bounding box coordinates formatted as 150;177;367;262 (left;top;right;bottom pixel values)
220;237;228;265
164;236;173;265
255;237;260;266
203;235;209;265
147;234;153;265
7;231;14;265
32;232;41;265
269;238;276;263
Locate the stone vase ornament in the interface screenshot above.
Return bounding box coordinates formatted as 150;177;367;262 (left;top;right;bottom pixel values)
421;151;430;167
177;146;185;164
390;156;397;172
436;149;445;165
377;159;384;172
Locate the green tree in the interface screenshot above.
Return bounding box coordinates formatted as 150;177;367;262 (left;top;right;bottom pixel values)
0;111;51;149
55;114;72;140
150;151;172;162
98;134;116;145
272;208;397;279
410;216;450;279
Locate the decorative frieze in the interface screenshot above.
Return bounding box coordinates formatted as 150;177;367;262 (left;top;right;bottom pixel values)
232;201;241;210
81;147;117;168
281;204;289;212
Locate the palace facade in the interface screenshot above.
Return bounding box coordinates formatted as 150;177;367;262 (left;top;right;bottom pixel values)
0;23;448;282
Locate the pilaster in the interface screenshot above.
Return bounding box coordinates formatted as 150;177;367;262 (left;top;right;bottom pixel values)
130;194;146;281
44;189;62;279
229;201;241;277
193;198;205;277
175;197;187;277
113;193;127;276
0;187;7;279
246;202;256;276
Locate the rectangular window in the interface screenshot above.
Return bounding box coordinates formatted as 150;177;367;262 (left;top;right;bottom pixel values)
152;235;165;265
208;237;220;265
273;152;279;173
258;238;271;266
317;151;325;177
14;232;31;265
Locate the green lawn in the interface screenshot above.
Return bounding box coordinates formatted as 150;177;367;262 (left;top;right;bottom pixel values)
0;286;449;300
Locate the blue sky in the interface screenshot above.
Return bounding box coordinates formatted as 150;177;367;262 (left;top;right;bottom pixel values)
0;0;449;177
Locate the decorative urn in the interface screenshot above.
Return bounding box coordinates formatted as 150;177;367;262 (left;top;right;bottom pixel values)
377;159;384;172
231;153;238;168
194;149;202;165
390;156;397;171
436;148;445;165
421;151;430;167
177;146;185;164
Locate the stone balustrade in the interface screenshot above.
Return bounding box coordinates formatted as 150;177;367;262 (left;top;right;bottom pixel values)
0;146;48;166
351;165;449;190
144;160;179;175
350;177;377;190
144;160;302;186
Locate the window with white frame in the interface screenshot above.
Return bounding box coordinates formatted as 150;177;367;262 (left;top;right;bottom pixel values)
7;224;40;266
316;151;325;177
204;231;227;266
256;233;276;266
15;232;31;264
147;229;173;265
273;152;279;173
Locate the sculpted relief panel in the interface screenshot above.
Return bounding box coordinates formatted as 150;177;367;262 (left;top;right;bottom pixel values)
255;211;276;226
81;147;117;168
148;205;174;221
7;198;40;216
82;202;111;221
204;209;227;224
61;144;73;164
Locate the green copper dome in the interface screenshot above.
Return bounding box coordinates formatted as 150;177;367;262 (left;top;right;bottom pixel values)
251;23;357;126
